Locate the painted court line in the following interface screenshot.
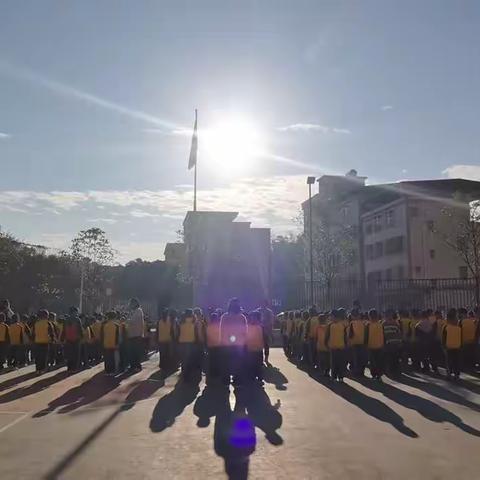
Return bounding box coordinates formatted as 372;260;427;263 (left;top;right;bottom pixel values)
0;412;30;434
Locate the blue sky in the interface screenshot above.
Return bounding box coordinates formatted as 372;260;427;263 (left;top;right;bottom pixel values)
1;1;479;262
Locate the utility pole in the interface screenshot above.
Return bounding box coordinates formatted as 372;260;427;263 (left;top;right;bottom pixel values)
307;176;316;306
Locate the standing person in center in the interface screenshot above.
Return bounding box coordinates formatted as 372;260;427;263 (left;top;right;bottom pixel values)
206;311;221;384
33;309;55;374
178;308;198;381
62;307;84;373
157;308;176;373
442;308;462;380
246;310;264;383
126;298;145;372
365;309;385;381
325;309;348;382
220;298;248;387
101;311;120;375
259;300;274;366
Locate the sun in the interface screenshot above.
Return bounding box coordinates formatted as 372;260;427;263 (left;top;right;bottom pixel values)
201;115;265;174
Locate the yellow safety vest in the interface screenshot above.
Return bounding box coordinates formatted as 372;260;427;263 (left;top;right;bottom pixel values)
179;318;196;343
34;319;51;344
461;318;476;345
328;322;346;350
206;322;221;348
0;323;9;342
246;324;264;352
444;324;462;349
158;319;173;343
367;322;384;349
102;321;120;349
9;323;23;345
349;320;365;346
307;316;319;339
316;324;328;352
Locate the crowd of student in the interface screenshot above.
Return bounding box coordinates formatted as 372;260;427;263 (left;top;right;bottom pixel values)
279;306;480;381
0;297;275;387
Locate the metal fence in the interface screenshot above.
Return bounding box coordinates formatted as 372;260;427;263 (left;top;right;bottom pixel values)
280;277;478;311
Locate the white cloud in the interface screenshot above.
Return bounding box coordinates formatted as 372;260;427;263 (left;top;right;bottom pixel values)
381;105;393;111
443;165;480;181
278;123;350;134
0;132;11;139
87;218;118;225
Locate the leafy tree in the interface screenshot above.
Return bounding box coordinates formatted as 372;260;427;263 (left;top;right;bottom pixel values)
437;200;480;304
70;227;115;312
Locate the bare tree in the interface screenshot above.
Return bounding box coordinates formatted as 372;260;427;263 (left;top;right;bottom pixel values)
70;227;115;312
437;200;480;304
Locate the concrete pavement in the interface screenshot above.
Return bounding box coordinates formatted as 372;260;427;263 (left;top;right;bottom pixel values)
0;350;479;479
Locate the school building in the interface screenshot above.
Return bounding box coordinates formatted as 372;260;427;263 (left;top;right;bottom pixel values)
301;171;480;293
165;211;271;310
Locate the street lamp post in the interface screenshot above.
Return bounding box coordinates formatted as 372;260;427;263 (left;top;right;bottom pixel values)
307;176;316;306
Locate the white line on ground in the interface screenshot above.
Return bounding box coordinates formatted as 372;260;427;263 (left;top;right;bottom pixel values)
0;412;29;434
0;411;29;415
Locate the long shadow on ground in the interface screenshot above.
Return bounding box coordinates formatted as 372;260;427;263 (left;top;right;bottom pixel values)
359;378;480;437
149;374;200;433
263;365;288;391
0;371;70;404
311;374;418;438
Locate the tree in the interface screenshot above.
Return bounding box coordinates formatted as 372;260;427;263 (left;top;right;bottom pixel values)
437;200;480;304
70;227;115;312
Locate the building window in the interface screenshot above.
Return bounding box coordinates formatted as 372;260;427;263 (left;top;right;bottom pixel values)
373;214;382;232
429;249;435;259
415;266;422;276
396;265;405;279
385;236;404;255
367;271;382;284
374;241;383;258
365;244;374;260
385;209;395;228
459;266;468;279
365;223;373;235
409;206;419;217
385;268;393;280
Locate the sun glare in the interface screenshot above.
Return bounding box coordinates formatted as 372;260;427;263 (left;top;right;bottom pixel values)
201;116;265;174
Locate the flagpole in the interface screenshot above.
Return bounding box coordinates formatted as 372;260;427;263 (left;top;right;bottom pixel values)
193;108;198;212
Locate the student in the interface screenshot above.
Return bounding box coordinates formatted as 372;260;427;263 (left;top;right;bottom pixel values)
0;313;9;370
8;313;26;368
178;309;198;381
206;311;222;384
91;315;103;364
47;312;59;368
33;309;55;374
442;308;462;380
293;311;303;362
285;311;295;358
101;311;120;375
325;309;348;382
399;309;413;369
126;298;145;372
219;298;248;386
460;309;477;371
300;310;310;364
193;307;206;372
305;306;319;368
414;309;437;373
157;308;176;371
348;308;366;377
118;315;129;372
316;314;330;377
382;310;403;377
62;307;84;373
22;314;33;365
246;310;264;383
365;309;384;380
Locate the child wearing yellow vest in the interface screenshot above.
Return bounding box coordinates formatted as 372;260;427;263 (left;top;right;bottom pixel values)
8;313;26;368
206;311;222;384
442;308;462;380
365;309;385;380
0;313;10;370
306;307;319;368
326;309;348;381
157;309;176;372
316;314;330;377
246;310;264;383
101;311;120;375
348;308;366;377
178;309;199;381
460;309;477;370
33;309;55;374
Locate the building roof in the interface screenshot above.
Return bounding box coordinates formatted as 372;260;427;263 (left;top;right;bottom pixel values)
183;210;238;227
